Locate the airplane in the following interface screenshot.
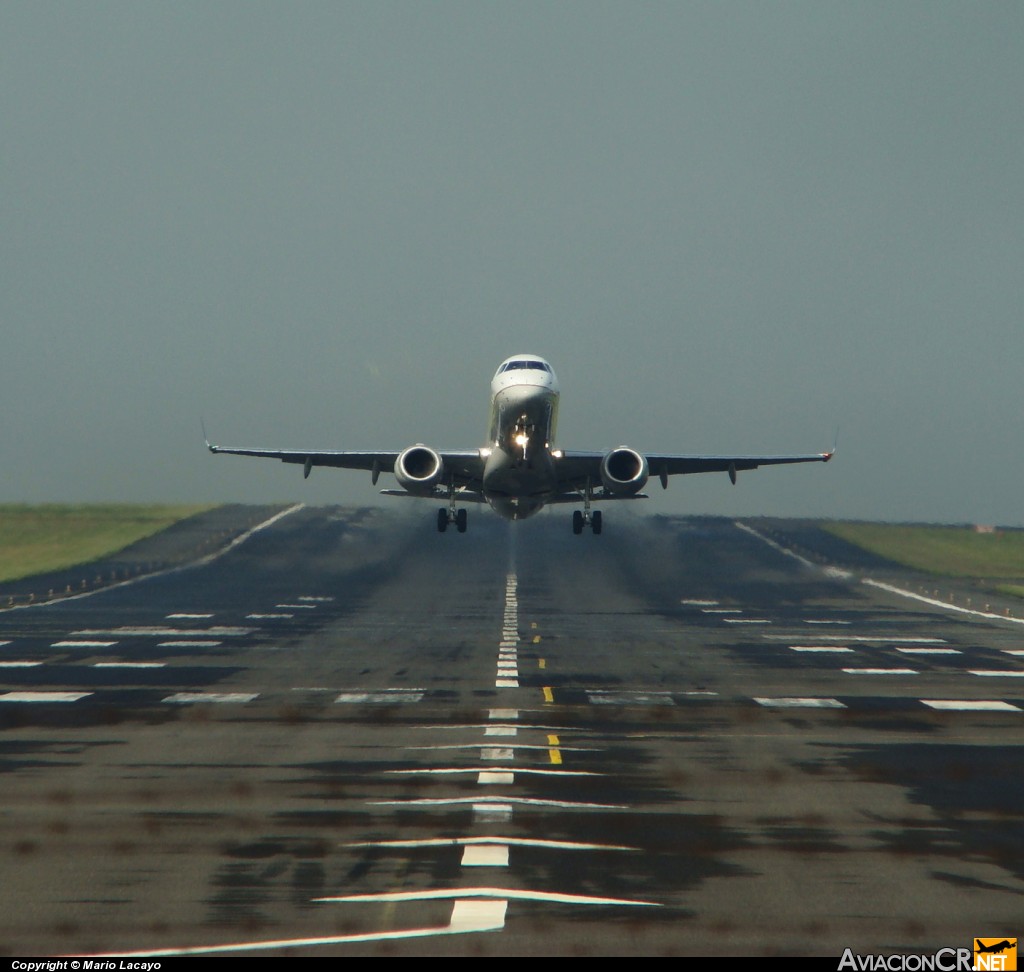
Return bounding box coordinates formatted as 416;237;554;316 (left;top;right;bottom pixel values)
206;353;832;534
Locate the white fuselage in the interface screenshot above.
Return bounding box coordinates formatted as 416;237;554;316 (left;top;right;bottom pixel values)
482;354;561;520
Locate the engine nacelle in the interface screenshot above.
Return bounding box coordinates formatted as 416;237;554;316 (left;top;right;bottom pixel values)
394;445;445;495
599;446;649;496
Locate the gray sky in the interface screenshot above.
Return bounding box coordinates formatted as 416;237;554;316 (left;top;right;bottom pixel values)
2;2;1022;525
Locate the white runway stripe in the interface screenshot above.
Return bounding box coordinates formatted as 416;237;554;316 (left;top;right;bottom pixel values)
842;668;918;675
0;661;43;668
79;900;507;957
0;691;92;702
52;641;116;648
74;627;251;639
969;670;1024;677
764;635;946;644
755;697;845;708
335;691;425;703
896;647;961;655
158;641;223;647
370;796;627;810
921;700;1020;711
166;613;213;619
790;646;854;653
462;845;509;866
163;693;259;703
93;662;166;668
387;767;599;777
314;887;660;908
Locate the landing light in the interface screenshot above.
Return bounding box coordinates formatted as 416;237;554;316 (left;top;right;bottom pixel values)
514;433;529;448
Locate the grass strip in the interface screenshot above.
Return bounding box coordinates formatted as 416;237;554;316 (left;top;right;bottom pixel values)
822;522;1024;579
0;504;217;583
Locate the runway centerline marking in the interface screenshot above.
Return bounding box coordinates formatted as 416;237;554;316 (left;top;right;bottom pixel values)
969;670;1024;677
462;845;509;867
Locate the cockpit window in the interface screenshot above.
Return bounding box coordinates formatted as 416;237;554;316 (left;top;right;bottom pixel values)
499;360;551;374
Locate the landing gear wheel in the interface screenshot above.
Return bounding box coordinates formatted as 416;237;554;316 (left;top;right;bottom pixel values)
591;510;603;535
437;508;448;533
456;508;468;533
572;510;584;535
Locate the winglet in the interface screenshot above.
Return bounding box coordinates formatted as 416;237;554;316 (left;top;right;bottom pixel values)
201;418;218;454
823;427;839;462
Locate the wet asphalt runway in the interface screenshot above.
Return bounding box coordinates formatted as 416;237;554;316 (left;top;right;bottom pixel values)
1;505;1021;956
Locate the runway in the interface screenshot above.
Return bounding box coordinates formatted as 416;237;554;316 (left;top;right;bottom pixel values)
1;505;1021;956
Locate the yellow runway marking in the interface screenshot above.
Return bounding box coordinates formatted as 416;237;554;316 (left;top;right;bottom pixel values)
532;635;541;644
542;686;554;703
539;659;546;669
548;748;562;765
547;735;559;746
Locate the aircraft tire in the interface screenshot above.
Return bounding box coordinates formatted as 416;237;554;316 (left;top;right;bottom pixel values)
572;510;584;535
437;509;448;533
592;510;602;535
456;508;467;533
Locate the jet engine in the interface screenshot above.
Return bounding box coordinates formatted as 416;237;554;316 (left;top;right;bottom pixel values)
599;446;649;496
394;445;445;495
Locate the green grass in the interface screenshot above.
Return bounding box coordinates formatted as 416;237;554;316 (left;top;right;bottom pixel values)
0;504;217;583
822;522;1024;580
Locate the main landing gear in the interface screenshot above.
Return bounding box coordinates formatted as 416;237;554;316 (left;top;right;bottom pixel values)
572;509;602;535
571;477;602;535
437;507;467;533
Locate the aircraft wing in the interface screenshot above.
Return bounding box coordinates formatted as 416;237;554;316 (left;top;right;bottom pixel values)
206;439;485;487
555;449;832;493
